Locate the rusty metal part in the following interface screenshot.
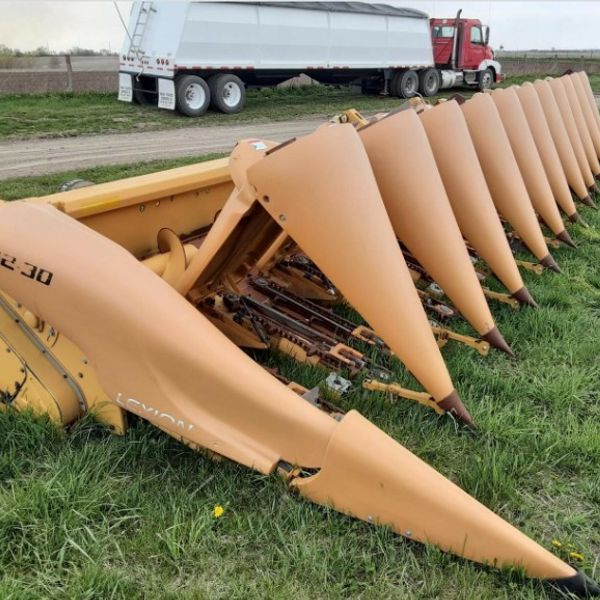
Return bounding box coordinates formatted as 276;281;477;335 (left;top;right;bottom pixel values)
511;287;538;308
515;260;545;275
430;322;490;356
482;287;520;309
362;378;444;414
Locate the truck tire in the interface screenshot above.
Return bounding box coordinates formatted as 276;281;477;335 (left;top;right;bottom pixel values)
208;74;246;114
175;75;210;117
392;70;419;99
418;68;441;97
478;68;494;91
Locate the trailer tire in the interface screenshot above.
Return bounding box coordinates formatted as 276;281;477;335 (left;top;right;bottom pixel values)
207;74;246;114
392;70;419;99
175;75;210;117
478;68;494;91
418;68;441;97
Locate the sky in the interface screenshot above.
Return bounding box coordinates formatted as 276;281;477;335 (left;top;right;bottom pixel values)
1;1;599;53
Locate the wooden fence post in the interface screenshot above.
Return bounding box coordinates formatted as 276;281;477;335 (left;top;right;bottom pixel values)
65;54;73;92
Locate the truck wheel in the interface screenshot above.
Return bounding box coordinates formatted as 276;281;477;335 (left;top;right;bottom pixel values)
478;68;494;91
175;75;210;117
418;68;441;97
208;74;246;114
392;70;419;99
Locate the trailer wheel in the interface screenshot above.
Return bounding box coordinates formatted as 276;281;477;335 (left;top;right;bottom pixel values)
175;75;210;117
392;70;419;99
208;74;246;114
478;68;494;91
418;68;441;97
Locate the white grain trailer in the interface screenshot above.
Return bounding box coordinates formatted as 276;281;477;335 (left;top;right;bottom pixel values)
118;1;435;116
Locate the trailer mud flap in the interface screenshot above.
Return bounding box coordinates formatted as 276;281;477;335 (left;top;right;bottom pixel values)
158;78;176;110
118;73;133;103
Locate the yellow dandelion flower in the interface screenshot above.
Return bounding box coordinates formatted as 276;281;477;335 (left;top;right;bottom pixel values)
213;504;225;518
569;551;584;562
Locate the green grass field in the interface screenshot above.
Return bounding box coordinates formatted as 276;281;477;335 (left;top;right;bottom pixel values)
0;160;599;599
1;73;598;141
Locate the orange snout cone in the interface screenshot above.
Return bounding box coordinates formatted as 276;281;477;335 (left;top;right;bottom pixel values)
533;79;594;206
492;87;574;247
357;109;512;354
570;72;600;162
178;125;472;422
461;93;560;272
418;100;534;306
547;77;596;190
244;125;472;418
1;201;598;596
560;75;600;178
577;70;600;140
514;82;583;225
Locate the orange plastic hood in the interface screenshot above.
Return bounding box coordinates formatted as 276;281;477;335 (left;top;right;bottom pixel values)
533;79;591;202
492;87;572;244
461;93;557;269
560;75;600;177
514;82;580;222
418;100;527;301
357;109;502;345
0;201;337;473
571;72;600;160
547;77;596;188
0;196;597;597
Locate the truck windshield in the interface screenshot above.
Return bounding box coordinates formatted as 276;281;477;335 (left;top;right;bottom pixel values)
432;25;455;38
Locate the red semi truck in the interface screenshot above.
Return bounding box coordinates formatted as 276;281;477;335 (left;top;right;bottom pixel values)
119;3;503;116
428;10;502;95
